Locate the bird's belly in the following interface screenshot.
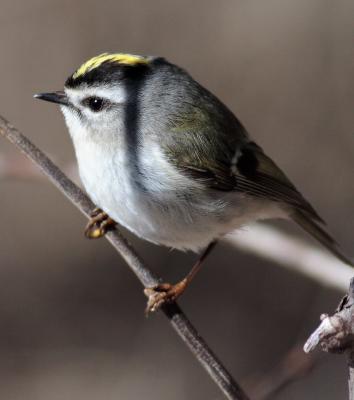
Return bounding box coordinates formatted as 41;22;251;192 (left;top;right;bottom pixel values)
75;142;282;251
82;171;221;250
79;164;162;243
77;158;231;250
82;171;273;251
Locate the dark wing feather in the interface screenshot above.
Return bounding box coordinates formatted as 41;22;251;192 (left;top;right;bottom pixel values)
233;142;324;223
181;141;354;265
179;140;323;223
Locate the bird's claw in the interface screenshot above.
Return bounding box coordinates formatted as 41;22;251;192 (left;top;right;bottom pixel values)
85;208;116;239
144;279;187;315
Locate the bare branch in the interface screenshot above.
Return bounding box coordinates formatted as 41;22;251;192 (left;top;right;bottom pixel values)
0;154;79;182
244;344;318;400
227;225;352;292
304;277;354;399
0;115;250;400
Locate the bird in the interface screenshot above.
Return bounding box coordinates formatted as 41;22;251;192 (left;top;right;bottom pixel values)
34;52;353;312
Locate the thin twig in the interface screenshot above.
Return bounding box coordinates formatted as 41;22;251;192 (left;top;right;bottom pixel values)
244;344;318;400
0;115;250;400
0;154;79;182
304;277;354;399
227;224;352;293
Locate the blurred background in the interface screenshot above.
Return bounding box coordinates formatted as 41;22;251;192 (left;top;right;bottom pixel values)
0;1;353;399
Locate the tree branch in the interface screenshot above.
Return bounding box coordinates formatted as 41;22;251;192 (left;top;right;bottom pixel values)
0;115;250;400
244;344;318;400
304;277;354;399
0;154;79;182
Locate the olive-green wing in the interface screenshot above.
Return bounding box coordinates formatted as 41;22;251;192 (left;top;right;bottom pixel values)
174;140;353;265
177;140;323;223
162;92;353;265
232;142;324;222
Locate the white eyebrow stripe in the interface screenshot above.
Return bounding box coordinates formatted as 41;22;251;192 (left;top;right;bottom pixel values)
65;85;127;106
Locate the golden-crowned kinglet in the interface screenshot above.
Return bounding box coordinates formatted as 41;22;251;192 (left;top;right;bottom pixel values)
35;53;352;311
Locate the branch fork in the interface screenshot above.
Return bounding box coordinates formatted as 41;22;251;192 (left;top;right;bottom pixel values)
304;278;354;354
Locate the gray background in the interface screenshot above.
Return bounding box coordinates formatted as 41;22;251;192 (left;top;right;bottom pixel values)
0;1;353;399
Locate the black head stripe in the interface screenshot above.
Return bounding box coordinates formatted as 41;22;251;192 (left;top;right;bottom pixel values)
65;61;150;88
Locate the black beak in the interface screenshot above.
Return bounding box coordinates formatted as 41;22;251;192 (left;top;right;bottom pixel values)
34;91;70;106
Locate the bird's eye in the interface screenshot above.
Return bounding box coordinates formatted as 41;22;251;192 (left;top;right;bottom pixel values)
83;96;109;112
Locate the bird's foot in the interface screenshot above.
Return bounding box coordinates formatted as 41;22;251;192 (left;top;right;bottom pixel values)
144;279;188;314
85;208;116;239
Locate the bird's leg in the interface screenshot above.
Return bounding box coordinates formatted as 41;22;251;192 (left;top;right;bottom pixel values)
85;207;117;239
144;241;217;314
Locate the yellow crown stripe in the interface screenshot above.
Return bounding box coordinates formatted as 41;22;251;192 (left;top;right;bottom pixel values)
72;53;149;79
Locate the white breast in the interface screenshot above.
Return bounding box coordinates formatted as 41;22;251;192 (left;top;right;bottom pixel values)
71;136;226;249
72;136;284;251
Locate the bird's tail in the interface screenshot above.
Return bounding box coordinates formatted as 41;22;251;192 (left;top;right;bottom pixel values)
291;210;353;267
